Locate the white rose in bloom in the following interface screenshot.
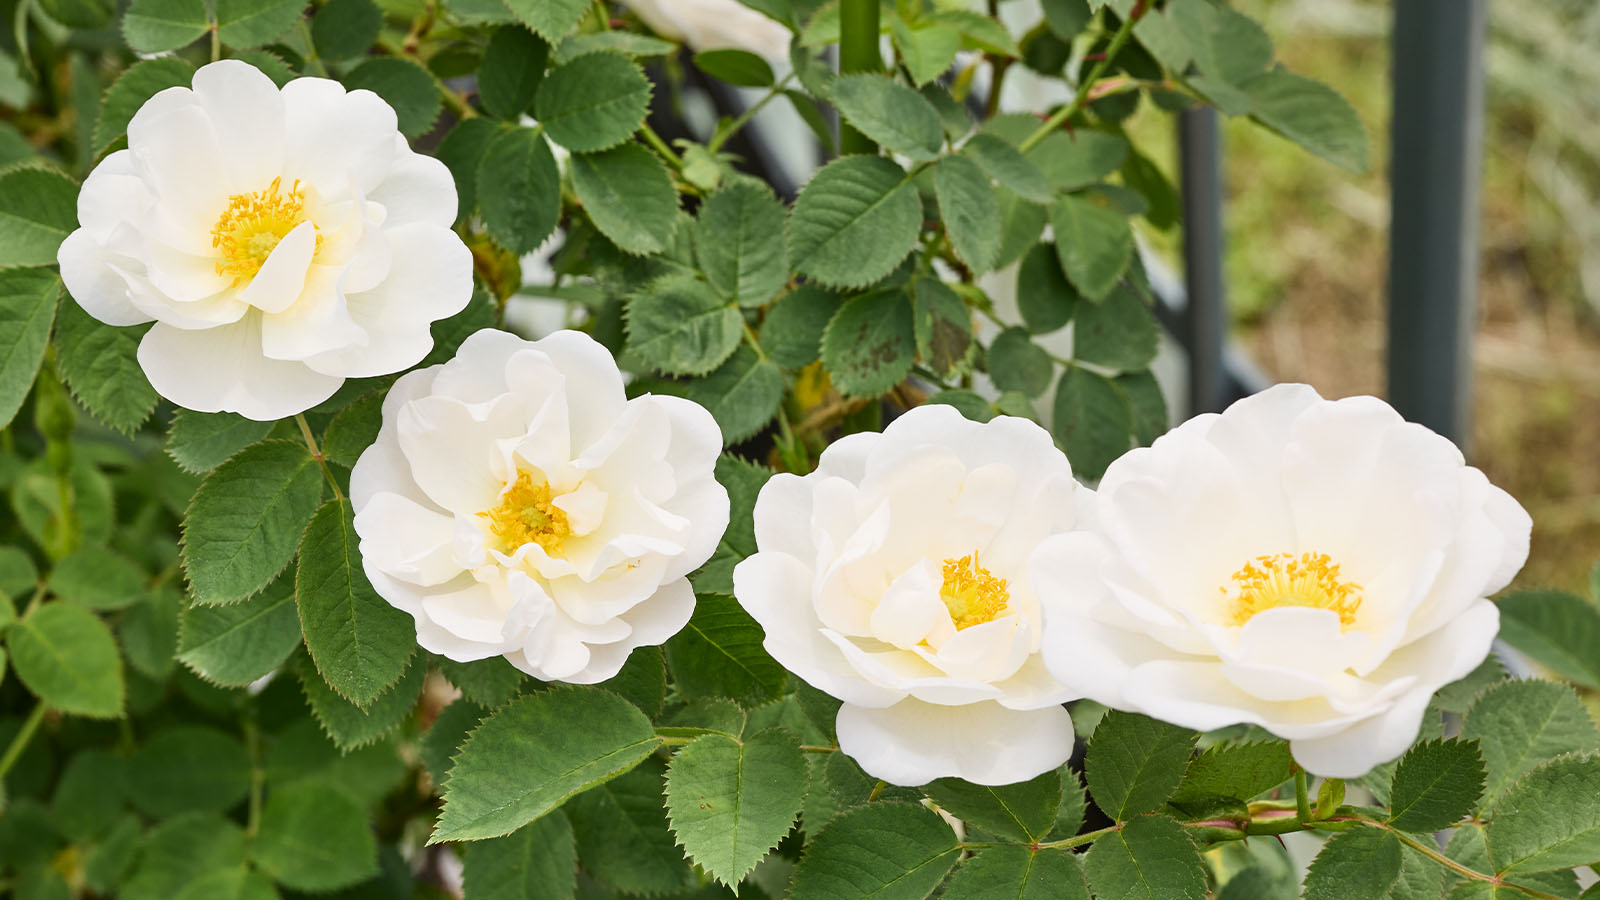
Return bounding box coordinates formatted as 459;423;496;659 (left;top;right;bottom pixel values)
733;405;1080;786
57;60;472;421
627;0;792;60
1032;384;1531;778
350;328;728;683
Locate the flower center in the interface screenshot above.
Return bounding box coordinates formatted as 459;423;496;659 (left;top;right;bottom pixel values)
211;177;321;286
479;472;570;558
1223;552;1362;628
939;552;1009;630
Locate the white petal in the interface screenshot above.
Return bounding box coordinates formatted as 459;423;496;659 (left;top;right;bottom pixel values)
367;150;458;227
74;150;150;239
553;481;607;536
236;220;317;313
422;580;519;647
870;560;946;650
127;91;228;224
260;264;367;360
836;699;1074;786
1288;688;1433;778
142;237;231;303
658;475;729;582
190;59;286;192
58;230;150;326
137;315;343;420
282;77;399;195
353;491;462;586
395;394;517;513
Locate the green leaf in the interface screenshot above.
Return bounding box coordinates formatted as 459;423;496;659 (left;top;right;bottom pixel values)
166;410;272;474
53;304;156;434
1085;710;1196;820
422;697;486;786
462;812;577;900
1387;738;1485;833
295;498;416;706
299;652;424;749
1083;814;1206;900
1040;0;1090;41
39;0;113;28
1052;366;1133;481
1485;753;1600;875
821;288;915;397
0;547;38;603
120;586;180;679
436;655;527;709
557;31;677;61
478;26;549;118
0;269;61;428
911;277;973;380
829;74;943;162
50;749;126;842
477;126;561;254
1435;655;1506;715
694;48;775;87
987;327;1054;398
1241;67;1369;173
1496;589;1600;690
928;389;994;422
1030;131;1128;191
6;601;124;717
572;142;679;255
995;187;1047;270
943;846;1090;900
343;57;441;138
789;155;920;289
1302;827;1404;900
215;0;304;47
436;117;501;222
681;345;784;445
934;154;1002;274
94;58;195;150
1171;1;1271;85
665;729;807;887
665;592;786;703
926;8;1019;56
320;390;383;469
761;286;841;369
626;274;741;376
182;439;324;606
120;814;246;900
963;134;1052;205
311;0;381;60
536;52;652;153
126;725;251;817
1116;369;1168;446
250;781;379;891
696;180;789;308
433;686;660;842
46;547;146;611
1050;193;1133;301
1462;679;1599;806
1016;242;1079;334
502;0;584;40
171;869;277;900
1445;824;1578;900
1074;283;1159;372
565;757;690;893
923;767;1061;843
233;49;296;86
178;575;302;686
1168;740;1291;808
789;802;960;900
693;455;772;595
121;0;208;53
893;19;960;87
84;815;143;891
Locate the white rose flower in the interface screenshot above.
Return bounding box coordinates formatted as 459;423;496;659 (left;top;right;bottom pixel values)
627;0;792;60
350;328;729;683
1032;384;1531;777
733;405;1080;786
57;60;473;421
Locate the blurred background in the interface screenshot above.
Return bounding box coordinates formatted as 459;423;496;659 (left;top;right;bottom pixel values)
1130;0;1600;594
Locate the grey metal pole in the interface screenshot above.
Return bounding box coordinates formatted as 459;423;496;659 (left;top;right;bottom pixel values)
1386;0;1488;448
1179;106;1228;416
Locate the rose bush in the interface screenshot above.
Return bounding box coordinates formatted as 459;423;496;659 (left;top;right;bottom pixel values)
352;328;727;683
2;1;1596;899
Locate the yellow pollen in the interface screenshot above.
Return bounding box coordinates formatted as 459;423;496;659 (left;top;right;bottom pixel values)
1223;552;1363;628
478;472;570;557
211;177;321;286
939;553;1010;630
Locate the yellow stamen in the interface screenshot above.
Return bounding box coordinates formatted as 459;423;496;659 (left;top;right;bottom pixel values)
211;177;321;286
939;552;1010;630
479;472;570;557
1223;552;1362;628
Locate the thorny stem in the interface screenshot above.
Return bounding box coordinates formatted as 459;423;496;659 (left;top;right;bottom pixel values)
295;413;344;502
1347;817;1568;900
0;702;46;781
1017;0;1147;154
639;124;683;170
707;72;797;154
1294;768;1313;825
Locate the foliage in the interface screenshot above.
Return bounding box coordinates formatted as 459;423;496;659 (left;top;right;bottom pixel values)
0;0;1594;899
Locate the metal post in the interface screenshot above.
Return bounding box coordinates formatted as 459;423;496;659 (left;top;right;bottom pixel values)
1386;0;1488;448
1179;106;1228;416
